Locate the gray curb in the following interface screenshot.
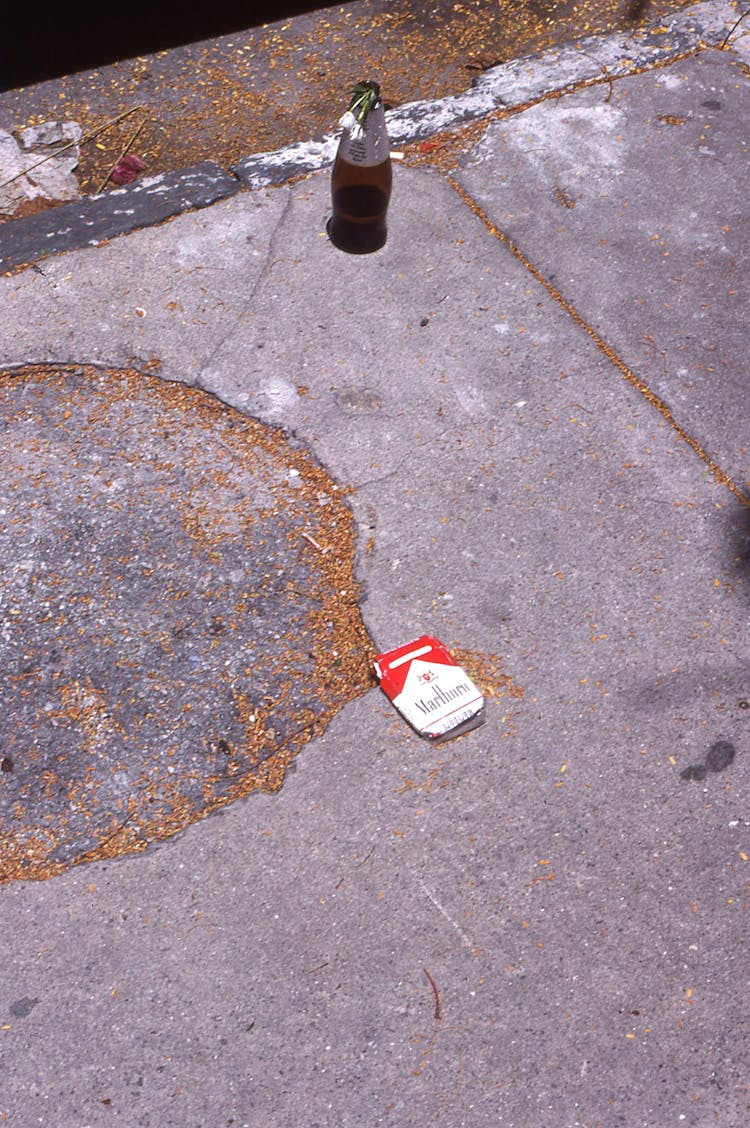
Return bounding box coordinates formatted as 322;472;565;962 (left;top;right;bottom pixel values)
0;0;740;274
233;0;738;187
0;163;239;273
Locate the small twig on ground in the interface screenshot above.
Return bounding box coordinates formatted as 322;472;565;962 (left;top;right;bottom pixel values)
353;844;376;868
301;530;329;554
335;844;375;888
423;967;442;1020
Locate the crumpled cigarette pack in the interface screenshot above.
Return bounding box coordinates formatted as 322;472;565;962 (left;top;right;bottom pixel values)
374;635;485;741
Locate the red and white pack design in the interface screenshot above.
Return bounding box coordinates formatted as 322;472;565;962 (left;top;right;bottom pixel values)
373;635;485;741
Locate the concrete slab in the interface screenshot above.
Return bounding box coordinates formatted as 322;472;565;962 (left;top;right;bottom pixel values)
0;7;749;1128
456;46;750;489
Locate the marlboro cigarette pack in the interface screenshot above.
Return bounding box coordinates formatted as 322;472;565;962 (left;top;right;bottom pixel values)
374;635;485;741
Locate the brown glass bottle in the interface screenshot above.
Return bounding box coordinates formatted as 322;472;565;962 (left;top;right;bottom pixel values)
329;84;392;255
330;156;392;254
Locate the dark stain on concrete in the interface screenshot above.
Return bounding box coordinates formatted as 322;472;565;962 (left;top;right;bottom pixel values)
0;364;373;883
680;739;736;782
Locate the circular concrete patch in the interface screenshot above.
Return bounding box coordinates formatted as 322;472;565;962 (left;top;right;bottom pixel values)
0;364;373;883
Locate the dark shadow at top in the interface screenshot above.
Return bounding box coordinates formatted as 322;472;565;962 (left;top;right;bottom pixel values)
1;2;337;91
625;0;652;20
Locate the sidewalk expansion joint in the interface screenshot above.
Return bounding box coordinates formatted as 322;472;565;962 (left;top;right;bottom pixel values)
446;176;750;513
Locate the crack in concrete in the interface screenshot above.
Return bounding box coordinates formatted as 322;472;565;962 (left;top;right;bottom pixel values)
445;173;750;512
194;187;293;389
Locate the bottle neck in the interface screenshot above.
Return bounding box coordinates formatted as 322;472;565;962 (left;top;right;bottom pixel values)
338;104;390;168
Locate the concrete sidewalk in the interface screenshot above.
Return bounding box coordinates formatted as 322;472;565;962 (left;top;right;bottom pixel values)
1;2;749;1125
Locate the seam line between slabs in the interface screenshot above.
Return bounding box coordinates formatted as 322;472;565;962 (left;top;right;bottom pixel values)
446;175;750;512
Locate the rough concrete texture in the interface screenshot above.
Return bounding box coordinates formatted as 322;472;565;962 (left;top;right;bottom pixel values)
234;0;738;186
0;0;707;197
0;3;749;1126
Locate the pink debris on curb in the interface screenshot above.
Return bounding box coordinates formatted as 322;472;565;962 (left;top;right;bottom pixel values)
110;153;147;185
